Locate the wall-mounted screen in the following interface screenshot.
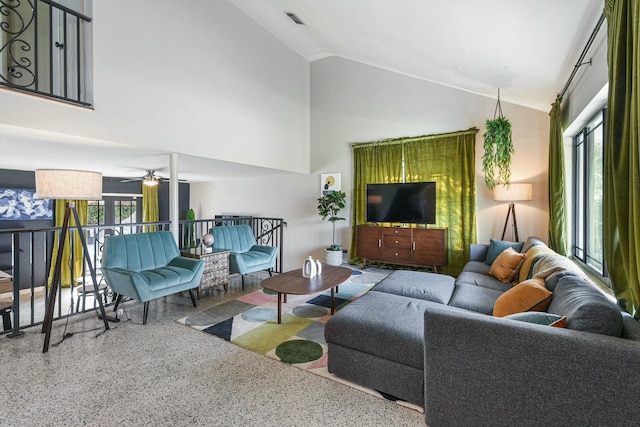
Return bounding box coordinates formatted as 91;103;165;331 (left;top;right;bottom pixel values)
366;182;436;224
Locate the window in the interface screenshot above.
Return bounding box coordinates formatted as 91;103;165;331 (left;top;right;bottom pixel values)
88;196;142;228
0;0;92;106
573;108;605;276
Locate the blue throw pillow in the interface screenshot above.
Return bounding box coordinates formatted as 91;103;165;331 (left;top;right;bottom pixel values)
484;239;525;265
505;312;567;328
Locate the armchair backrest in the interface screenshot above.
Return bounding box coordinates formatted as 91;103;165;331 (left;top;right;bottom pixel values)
102;231;180;271
211;225;257;253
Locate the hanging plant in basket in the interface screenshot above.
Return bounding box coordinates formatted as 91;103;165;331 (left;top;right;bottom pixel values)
482;90;514;189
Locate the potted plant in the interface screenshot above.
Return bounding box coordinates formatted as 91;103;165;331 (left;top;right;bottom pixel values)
482;92;514;190
317;190;347;266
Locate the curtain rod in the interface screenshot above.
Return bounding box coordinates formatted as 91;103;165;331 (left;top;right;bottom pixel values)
559;13;605;99
351;127;478;148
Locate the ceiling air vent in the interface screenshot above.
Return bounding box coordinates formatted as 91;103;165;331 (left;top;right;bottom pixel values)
285;12;305;25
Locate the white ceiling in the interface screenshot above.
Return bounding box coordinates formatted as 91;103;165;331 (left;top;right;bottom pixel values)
231;0;604;111
0;0;604;182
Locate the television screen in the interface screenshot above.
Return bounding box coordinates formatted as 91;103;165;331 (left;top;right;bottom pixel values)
366;182;436;224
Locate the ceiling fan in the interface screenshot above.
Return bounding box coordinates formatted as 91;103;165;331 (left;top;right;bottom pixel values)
121;170;185;186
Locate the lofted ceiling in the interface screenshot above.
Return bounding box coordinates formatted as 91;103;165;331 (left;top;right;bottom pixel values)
231;0;604;111
0;0;604;182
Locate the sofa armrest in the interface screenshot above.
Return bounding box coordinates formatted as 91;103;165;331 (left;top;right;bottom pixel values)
469;243;488;262
101;267;146;301
423;304;640;426
168;256;205;273
250;245;278;257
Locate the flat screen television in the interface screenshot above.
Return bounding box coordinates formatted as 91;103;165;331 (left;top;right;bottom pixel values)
366;182;436;224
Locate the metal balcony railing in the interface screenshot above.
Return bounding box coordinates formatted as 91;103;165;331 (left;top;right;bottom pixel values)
0;216;286;337
0;0;92;106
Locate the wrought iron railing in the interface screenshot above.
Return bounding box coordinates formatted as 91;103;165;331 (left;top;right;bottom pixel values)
0;217;285;336
0;0;92;106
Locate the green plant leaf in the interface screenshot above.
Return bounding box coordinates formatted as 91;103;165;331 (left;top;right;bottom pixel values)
317;190;347;247
482;116;513;189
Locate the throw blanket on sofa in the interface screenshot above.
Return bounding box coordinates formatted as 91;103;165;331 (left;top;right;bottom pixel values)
518;245;555;283
532;252;589;283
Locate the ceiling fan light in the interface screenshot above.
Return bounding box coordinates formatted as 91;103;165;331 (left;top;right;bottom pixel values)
143;178;159;186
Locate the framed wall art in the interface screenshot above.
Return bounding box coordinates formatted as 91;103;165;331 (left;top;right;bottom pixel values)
0;188;53;220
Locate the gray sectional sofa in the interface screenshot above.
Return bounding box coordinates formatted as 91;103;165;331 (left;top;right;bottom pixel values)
325;236;640;426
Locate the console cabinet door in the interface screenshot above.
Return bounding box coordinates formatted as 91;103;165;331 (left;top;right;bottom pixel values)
412;228;447;266
356;226;382;260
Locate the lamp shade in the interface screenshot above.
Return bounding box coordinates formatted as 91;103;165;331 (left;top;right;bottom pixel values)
493;183;532;202
35;169;103;200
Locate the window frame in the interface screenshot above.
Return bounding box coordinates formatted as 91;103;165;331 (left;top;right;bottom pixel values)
572;107;607;279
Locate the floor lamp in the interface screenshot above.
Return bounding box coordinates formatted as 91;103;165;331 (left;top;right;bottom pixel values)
493;183;533;242
36;169;110;353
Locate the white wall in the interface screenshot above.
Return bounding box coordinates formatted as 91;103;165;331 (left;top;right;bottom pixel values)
193;56;550;271
0;0;310;173
311;57;550;247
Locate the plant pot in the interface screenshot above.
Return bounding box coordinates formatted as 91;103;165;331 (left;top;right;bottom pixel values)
324;249;343;266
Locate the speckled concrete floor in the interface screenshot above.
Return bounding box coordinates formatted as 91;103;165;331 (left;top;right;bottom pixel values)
0;273;425;427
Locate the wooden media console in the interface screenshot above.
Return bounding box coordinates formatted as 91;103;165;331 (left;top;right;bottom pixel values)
356;225;447;272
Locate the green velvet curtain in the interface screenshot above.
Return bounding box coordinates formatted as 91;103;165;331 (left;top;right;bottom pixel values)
548;97;568;256
604;0;640;317
47;200;88;288
404;130;477;275
142;184;159;232
351;128;477;275
350;143;404;259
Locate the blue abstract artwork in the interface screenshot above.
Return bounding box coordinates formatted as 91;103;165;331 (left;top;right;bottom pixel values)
0;188;53;220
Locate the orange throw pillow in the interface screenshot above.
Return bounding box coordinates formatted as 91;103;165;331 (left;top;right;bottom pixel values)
493;277;552;317
489;247;526;283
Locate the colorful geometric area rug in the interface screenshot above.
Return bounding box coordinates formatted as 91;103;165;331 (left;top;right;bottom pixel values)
176;266;423;413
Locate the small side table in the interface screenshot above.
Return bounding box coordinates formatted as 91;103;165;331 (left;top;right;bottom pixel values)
181;247;229;298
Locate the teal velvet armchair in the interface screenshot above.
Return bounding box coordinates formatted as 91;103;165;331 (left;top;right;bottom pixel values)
211;225;277;289
101;231;204;324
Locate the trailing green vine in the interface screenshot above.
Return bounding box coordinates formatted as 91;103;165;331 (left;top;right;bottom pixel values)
482;115;513;190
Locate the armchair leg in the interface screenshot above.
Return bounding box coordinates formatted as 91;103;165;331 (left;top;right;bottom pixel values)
189;289;197;307
113;294;123;312
143;301;150;325
241;275;245;291
268;269;273;277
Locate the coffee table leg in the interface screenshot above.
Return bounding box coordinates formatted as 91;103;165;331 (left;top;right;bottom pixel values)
331;287;335;315
277;292;282;324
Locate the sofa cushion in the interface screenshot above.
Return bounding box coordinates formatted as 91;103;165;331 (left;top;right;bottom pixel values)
493;278;552;317
547;276;623;337
520;236;547;253
325;290;434;370
489;247;525;282
102;231;181;271
461;260;491;275
484;239;525;265
505;312;567;328
545;271;579;292
455;271;512;292
372;270;455;304
621;313;640;341
448;284;504;315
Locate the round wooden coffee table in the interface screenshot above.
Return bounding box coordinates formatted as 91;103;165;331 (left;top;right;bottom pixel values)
261;265;352;323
